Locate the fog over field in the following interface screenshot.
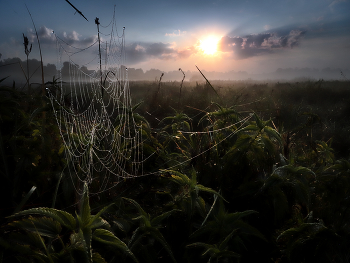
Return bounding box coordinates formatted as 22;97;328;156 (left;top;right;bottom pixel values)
1;57;348;87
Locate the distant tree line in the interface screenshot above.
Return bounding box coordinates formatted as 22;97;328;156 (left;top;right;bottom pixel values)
0;57;56;86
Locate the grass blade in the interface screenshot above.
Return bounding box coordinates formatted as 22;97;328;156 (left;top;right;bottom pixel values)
14;186;36;214
195;65;222;102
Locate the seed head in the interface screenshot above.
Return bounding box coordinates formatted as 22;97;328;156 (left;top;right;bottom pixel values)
23;33;32;56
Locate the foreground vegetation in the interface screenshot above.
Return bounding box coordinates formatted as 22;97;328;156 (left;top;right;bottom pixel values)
1;77;350;262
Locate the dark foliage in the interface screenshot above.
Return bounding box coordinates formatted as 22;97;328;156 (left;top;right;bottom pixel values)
1;77;350;262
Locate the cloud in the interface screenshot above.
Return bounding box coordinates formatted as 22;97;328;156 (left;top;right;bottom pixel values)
126;42;179;64
146;42;175;56
165;30;187;37
218;29;306;59
26;26;97;47
177;45;198;59
63;31;80;42
27;26;55;45
124;40;205;65
329;0;347;7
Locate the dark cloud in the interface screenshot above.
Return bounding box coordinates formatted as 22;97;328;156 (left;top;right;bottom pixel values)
218;29;306;59
245;33;272;47
125;43;147;64
125;42;178;64
146;42;175;56
287;29;306;48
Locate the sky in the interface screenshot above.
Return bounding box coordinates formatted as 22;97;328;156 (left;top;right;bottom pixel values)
0;0;349;76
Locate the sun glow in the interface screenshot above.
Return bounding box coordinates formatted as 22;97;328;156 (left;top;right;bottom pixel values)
199;36;220;55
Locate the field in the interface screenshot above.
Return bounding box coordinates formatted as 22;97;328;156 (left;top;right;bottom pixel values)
1;77;350;262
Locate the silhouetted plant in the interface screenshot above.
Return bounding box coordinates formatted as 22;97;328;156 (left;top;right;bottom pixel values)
22;33;32;93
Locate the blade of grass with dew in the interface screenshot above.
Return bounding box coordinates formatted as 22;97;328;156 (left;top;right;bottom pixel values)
195;65;222;103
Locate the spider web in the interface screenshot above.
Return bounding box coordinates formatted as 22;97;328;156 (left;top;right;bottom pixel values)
46;7;254;196
47;8;148;195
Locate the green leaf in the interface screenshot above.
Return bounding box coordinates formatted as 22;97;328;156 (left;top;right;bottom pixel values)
225;210;259;222
168;175;185;185
7;231;45;250
229;134;252;152
113;218;131;233
80;183;91;227
195;196;207;217
10;208;76;230
181;121;191;131
92;252;107;263
264;126;282;145
77;228;91;262
187;242;213;250
254;113;265;130
128;227;144;249
68;232;90;262
69;232;85;250
82;227;92;262
89;203;114;229
239;124;260;133
230;220;266;241
93;229;138;262
89;217;110;230
58;144;65;155
219;229;239;249
151;209;180;227
162;170;191;185
196;184;227;202
132;101;143;111
9;216;62;238
261;174;283;190
188;238;241;261
122;198;149;223
273;165;315;180
32;129;40;137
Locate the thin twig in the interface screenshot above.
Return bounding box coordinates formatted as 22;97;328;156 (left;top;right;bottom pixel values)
65;0;89;21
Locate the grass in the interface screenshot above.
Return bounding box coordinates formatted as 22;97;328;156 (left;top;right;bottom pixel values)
130;79;350;158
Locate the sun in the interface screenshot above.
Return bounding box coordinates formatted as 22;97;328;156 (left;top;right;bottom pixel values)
199;36;220;55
